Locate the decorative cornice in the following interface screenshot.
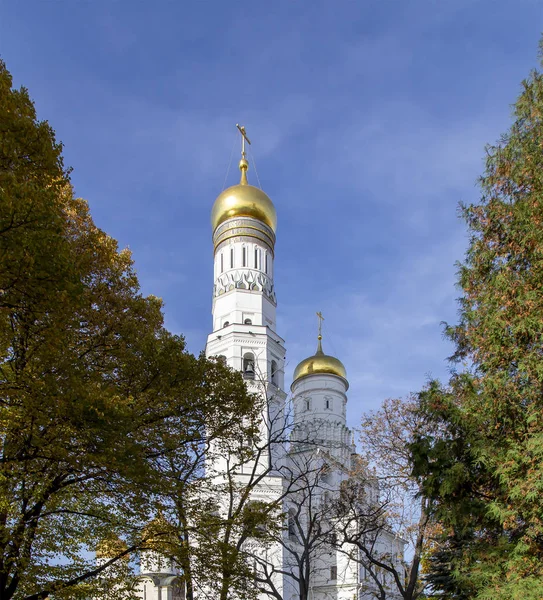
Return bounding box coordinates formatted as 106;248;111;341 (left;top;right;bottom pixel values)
213;217;275;254
214;269;276;303
233;337;268;345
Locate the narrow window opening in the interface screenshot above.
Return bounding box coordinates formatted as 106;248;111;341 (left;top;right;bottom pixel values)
254;247;258;269
242;246;247;267
321;463;331;484
330;566;337;580
230;247;234;268
305;399;310;411
265;253;268;274
252;557;258;581
271;360;278;386
243;352;255;379
220;253;224;273
288;508;297;538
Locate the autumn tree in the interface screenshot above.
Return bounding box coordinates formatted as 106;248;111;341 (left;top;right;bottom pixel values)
126;359;293;600
186;376;289;600
145;389;272;600
0;59;257;600
411;40;543;599
252;453;339;600
334;397;429;600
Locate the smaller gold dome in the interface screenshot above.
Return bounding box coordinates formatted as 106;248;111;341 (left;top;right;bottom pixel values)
211;159;277;233
142;515;176;552
96;535;128;559
292;337;348;388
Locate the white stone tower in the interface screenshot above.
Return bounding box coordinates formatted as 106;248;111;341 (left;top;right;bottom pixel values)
203;126;287;600
290;318;354;467
284;323;359;600
205;124;287;473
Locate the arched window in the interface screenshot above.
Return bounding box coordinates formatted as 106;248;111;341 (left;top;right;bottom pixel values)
242;246;247;267
217;355;227;364
230;247;234;268
271;360;278;386
223;321;230;328
244;318;252;325
325;397;332;410
243;352;255;379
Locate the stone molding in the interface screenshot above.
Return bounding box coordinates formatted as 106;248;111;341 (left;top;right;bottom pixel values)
213;217;275;254
214;268;276;302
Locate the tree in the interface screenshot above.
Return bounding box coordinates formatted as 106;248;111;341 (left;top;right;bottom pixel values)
334;397;429;600
411;40;543;599
253;453;339;600
248;418;365;600
137;365;292;600
146;389;272;600
187;376;288;600
0;59;257;600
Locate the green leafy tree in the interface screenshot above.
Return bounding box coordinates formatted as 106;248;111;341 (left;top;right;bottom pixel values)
412;40;543;599
139;379;268;600
0;59;257;600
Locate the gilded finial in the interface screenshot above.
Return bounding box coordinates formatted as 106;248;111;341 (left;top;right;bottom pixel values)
316;311;324;353
236;124;251;185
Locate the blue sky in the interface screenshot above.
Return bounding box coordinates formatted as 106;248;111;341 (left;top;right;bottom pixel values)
1;0;542;428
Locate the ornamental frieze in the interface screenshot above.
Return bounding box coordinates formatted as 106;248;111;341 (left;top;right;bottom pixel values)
215;217;275;239
213;217;275;254
213;269;276;303
233;338;268;345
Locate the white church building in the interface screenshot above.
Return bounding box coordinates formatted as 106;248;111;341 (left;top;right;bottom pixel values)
99;129;405;600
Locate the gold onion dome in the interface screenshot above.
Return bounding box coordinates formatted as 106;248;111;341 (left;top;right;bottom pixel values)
211;157;277;233
96;535;128;559
292;336;348;388
142;515;175;551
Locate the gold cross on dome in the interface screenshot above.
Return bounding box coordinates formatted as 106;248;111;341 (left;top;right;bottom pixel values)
316;311;324;340
236;124;251;158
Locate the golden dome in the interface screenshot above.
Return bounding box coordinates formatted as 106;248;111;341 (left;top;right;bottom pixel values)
292;337;348;387
141;515;176;552
96;535;128;559
211;159;277;233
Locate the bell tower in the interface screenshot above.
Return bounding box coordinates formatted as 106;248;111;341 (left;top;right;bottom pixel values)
290;314;354;467
205;126;287;474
